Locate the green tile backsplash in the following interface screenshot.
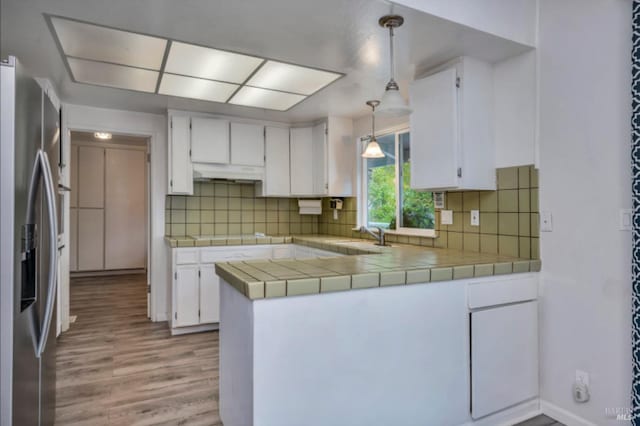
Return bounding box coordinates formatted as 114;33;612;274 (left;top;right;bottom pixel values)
165;182;318;237
168;166;539;260
317;165;540;260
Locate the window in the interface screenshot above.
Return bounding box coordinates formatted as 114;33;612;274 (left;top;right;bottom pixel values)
361;129;435;236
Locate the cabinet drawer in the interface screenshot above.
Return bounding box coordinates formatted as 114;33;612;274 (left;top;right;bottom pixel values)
175;249;199;265
467;275;538;309
200;248;249;263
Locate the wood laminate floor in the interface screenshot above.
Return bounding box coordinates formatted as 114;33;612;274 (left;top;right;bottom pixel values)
55;274;221;425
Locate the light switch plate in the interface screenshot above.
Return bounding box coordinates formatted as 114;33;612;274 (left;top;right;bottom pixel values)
620;209;632;231
470;210;479;226
540;211;553;232
441;210;453;225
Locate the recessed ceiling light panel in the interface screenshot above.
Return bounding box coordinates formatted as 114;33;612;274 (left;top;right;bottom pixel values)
159;74;239;103
51;16;167;70
246;61;341;95
229;86;306;111
164;42;263;84
68;58;159;92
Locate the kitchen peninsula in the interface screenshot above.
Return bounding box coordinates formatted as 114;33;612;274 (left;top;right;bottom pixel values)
216;236;541;426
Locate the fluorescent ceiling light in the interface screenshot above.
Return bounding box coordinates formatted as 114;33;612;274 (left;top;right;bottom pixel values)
229;86;306;111
246;61;341;95
68;57;159;93
164;42;263;84
51;16;167;70
159;74;238;102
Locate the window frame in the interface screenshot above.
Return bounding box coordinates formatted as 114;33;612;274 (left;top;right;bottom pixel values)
358;126;436;238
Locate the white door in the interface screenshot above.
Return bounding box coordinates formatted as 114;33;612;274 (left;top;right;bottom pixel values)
471;301;538;419
70;144;78;208
174;265;200;327
77;145;104;208
104;148;146;270
264;126;290;196
191;117;230;164
77;208;104;271
409;67;459;190
169;115;193;194
312;122;327;195
231;122;264;166
199;264;219;323
290;127;313;195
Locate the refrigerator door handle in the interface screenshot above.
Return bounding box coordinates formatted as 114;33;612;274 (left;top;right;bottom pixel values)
25;150;58;358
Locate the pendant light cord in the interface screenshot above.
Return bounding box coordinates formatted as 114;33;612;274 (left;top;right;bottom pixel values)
389;26;395;84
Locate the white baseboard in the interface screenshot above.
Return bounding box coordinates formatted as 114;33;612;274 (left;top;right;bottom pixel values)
170;323;219;336
540;400;598;426
460;399;541;426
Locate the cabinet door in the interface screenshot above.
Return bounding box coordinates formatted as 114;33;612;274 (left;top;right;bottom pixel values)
169;115;193;194
199;264;220;324
326;117;354;196
174;265;200;327
77;145;104;208
471;301;538;419
191;117;230;164
264;126;290;196
77;208;104;271
409;67;459;190
105;148;146;270
312;122;327;195
231;122;264;166
290;127;313;195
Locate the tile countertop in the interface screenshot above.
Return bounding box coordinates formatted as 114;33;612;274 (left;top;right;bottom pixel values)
165;235;294;247
212;235;541;300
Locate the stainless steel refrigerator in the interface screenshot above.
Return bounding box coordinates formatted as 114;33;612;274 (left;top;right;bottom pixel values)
1;56;60;426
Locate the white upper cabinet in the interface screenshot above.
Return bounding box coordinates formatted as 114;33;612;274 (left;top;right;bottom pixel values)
230;122;264;166
326;117;355;196
409;57;495;191
191;117;230;164
290;127;315;196
261;126;290;197
290;118;354;197
168;115;193;195
311;122;327;195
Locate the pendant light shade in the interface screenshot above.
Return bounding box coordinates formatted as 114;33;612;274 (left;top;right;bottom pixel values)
362;139;385;158
362;100;385;158
377;15;412;117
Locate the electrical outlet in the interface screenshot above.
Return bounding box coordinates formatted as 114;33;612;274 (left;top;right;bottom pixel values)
576;370;589;386
470;210;479;226
441;210;453;225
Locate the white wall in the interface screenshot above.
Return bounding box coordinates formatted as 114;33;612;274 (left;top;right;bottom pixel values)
537;1;632;425
61;104;169;322
392;0;537;47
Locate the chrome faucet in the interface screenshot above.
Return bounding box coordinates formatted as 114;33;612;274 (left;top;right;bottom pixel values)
359;226;386;246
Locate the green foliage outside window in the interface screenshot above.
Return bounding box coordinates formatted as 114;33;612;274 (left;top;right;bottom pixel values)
367;162;434;230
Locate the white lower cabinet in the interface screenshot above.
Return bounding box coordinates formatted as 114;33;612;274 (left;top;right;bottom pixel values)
199;264;220;324
174;265;200;327
468;276;539;419
169;244;343;334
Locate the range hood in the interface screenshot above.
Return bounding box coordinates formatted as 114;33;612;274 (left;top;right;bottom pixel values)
192;162;264;182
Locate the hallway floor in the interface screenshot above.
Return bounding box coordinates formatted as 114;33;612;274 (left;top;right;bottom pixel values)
55;274;221;425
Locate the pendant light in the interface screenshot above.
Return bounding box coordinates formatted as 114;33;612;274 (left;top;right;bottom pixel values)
377;15;412;117
362;100;385;158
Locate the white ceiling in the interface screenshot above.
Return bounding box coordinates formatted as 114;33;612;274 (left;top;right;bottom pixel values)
0;0;532;123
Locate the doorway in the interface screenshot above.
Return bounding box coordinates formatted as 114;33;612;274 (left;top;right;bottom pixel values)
68;131;150;317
